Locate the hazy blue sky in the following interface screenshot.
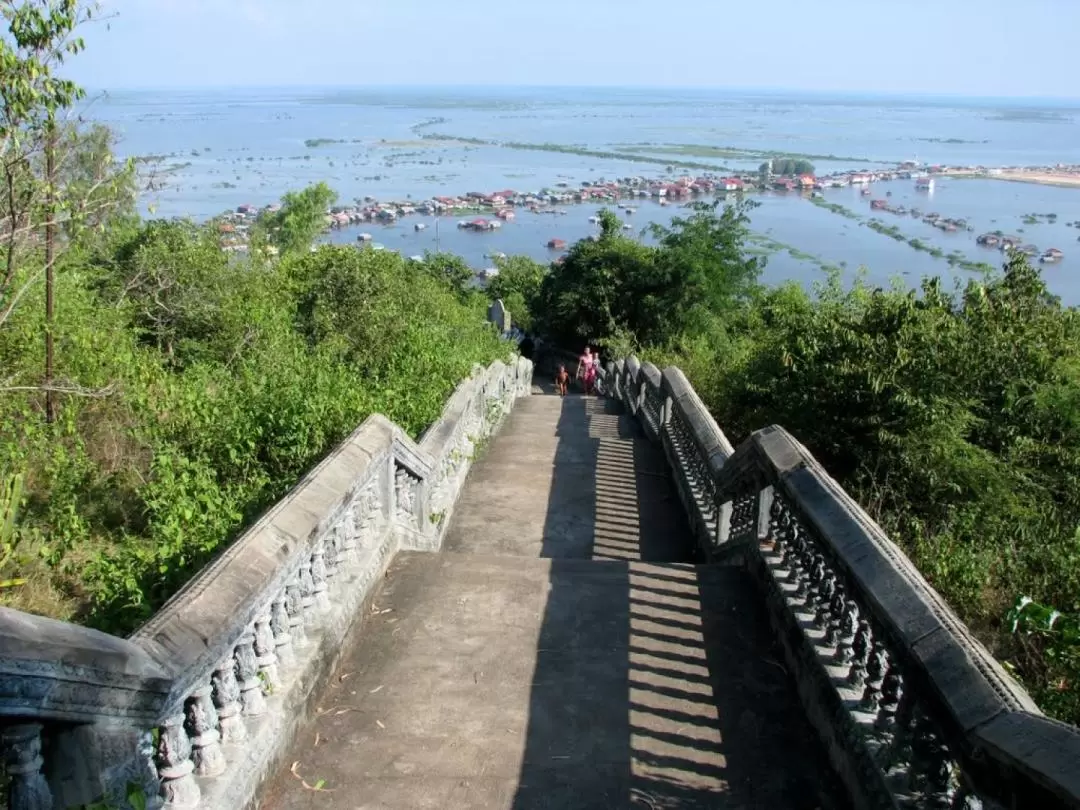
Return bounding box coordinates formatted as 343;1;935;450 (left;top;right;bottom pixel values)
71;0;1075;97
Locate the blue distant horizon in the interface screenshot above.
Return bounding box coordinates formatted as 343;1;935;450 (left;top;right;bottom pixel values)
81;84;1080;108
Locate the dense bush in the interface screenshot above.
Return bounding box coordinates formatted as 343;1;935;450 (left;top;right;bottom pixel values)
0;224;507;634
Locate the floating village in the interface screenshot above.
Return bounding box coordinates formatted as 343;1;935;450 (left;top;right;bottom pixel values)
214;160;1069;270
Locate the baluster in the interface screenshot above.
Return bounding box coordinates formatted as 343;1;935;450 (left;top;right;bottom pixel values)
770;497;791;563
395;466;417;525
878;684;919;793
849;619;872;688
1;723;51;810
254;608;282;690
323;528;340;586
235;632;267;716
815;568;837;630
908;708;953;807
340;503;360;563
298;558;316;619
185;683;225;777
837;599;859;662
791;525;813;595
310;543;330;613
823;580;845;647
876;659;902;731
270;591;295;668
155;714;200;808
861;642;887;713
136;730;162;805
212;656;246;743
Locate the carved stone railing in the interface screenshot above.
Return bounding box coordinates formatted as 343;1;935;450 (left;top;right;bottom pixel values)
0;356;532;810
602;357;1080;810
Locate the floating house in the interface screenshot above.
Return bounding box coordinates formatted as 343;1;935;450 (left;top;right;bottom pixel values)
547;238;567;250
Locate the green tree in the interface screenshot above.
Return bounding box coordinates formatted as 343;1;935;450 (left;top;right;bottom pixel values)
760;158;815;177
537;212;658;348
0;0;94;323
421;250;473;299
647;200;764;336
99;219;231;364
488;255;547;331
260;181;336;256
536;202;761;349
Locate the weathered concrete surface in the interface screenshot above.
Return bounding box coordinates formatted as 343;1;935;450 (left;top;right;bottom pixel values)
445;394;694;561
259;394;845;810
259;553;842;810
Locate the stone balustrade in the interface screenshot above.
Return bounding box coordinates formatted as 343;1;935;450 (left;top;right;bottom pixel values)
602;357;1080;810
0;356;533;810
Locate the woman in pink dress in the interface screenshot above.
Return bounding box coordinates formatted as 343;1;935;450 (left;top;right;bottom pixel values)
577;347;597;395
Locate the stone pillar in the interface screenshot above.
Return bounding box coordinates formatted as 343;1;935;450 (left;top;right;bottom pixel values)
487;299;509;334
1;724;51;810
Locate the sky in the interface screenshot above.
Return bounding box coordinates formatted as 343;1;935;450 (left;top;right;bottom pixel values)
68;0;1078;98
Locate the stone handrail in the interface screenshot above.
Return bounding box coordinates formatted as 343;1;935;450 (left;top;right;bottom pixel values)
602;357;1080;810
0;356;533;810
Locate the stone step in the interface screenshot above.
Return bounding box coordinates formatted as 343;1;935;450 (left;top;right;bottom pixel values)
444;395;693;561
258;551;841;810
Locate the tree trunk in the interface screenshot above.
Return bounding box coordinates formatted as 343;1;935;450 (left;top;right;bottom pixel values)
44;121;56;424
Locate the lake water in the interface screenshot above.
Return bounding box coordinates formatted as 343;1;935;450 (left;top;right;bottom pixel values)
86;86;1080;301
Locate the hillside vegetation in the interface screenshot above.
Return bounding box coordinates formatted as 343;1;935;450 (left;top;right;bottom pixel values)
1;4;506;633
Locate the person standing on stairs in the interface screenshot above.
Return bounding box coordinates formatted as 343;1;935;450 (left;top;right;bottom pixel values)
555;364;570;396
577;346;597;395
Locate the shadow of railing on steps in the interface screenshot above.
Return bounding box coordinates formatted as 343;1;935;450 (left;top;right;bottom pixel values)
512;386;840;808
599;356;1080;810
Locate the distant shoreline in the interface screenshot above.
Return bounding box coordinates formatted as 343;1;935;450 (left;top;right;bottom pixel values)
945;169;1080;189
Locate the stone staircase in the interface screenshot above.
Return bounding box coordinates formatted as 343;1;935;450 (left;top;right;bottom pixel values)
258;395;844;809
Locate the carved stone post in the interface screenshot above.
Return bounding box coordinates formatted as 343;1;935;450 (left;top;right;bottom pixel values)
323;529;340;586
185;683;226;777
270;591;295;669
286;574;308;648
211;656;247;743
1;723;52;810
310;543;331;613
339;508;359;565
155;714;200;808
235;632;267;716
254;608;282;691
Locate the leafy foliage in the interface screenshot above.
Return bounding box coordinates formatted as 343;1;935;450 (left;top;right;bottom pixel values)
1009;595;1080;722
259;181;336;256
487;255;547;331
536;202;762;351
760;158;815;176
0;193;507;633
